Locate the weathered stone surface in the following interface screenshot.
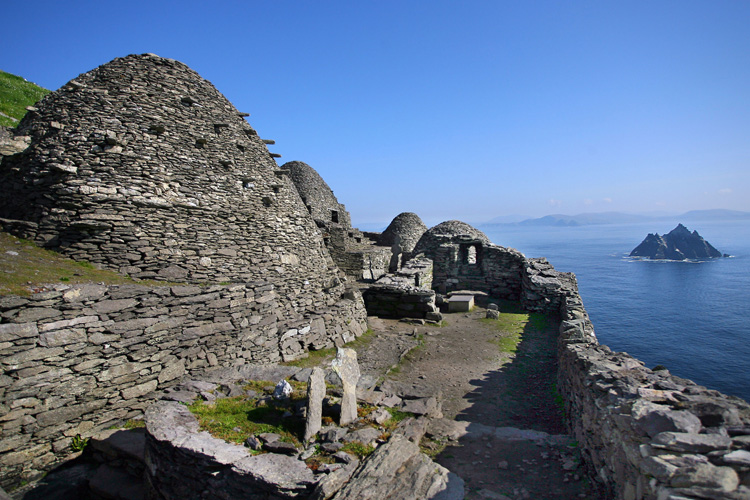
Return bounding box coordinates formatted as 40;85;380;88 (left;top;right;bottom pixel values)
723;449;750;467
632;401;703;437
310;460;359;500
670;463;739;492
121;380;158;400
304;367;326;442
39;328;87;347
652;432;732;453
263;440;298;455
0;322;38;341
332;348;360;425
157;360;185;384
62;285;108;303
273;379;293;400
342;427;381;446
233;453;316;495
331;435;464;500
401;396;441;417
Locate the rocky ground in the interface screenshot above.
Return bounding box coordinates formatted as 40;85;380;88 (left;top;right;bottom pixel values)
358;307;600;500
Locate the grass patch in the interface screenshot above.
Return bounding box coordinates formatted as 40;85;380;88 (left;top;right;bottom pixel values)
188;395;303;446
123;419;146;429
0;232;178;296
479;308;549;355
0;70;50;127
382;408;414;431
340;441;375;459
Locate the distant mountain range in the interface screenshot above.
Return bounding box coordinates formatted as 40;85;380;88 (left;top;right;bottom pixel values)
481;209;750;228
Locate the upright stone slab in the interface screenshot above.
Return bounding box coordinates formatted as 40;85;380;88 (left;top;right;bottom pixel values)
332;348;360;425
304;367;326;442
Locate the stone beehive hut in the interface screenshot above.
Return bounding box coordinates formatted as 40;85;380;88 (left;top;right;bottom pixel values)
280;160;352;229
281;160;392;280
412;220;491;259
0;54;351;310
378;212;428;271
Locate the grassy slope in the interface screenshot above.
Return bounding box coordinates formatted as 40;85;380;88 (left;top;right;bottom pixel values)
0;232;153;296
0;70;50;127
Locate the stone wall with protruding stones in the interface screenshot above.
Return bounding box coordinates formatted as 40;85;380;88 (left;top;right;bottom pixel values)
0;282;367;489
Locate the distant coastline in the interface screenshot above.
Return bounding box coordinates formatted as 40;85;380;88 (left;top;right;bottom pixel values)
479;209;750;228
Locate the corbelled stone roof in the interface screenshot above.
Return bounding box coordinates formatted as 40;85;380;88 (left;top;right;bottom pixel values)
0;54;346;306
378;212;427;253
280;160;351;229
412;220;491;258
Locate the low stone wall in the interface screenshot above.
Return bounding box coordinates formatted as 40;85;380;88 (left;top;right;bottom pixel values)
330;245;391;282
543;275;750;499
0;282;367;489
362;285;439;321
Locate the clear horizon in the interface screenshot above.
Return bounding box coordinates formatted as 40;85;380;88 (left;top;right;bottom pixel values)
3;2;749;227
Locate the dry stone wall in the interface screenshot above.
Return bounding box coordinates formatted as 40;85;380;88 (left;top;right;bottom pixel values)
517;266;750;499
0;282;367;489
555;289;750;499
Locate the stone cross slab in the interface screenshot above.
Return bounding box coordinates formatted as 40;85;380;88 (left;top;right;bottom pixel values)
331;348;361;425
304;367;326;442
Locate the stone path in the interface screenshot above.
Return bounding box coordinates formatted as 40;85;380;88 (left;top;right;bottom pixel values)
359;307;601;500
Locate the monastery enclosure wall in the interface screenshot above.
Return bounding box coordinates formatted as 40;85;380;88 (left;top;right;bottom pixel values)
0;282;366;488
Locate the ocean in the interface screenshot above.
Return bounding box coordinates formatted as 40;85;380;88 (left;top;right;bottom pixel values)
480;220;750;403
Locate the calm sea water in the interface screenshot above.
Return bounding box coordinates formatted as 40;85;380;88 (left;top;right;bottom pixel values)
481;220;750;402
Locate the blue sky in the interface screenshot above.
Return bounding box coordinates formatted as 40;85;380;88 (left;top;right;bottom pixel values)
3;1;749;227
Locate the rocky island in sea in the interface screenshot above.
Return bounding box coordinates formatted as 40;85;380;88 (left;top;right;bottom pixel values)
630;223;725;260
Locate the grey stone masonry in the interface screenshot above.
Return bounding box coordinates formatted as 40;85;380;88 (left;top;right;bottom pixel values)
552;270;750;499
0;282;366;489
281;161;352;230
0;53;351;320
363;257;440;320
378;212;428;271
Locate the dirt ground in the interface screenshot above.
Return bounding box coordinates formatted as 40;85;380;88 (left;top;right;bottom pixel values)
359;307;601;500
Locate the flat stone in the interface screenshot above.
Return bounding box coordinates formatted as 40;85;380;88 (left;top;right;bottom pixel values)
14;307;62;323
121;380;158;400
234;453;316;495
722;449;750;467
321;426;349;443
401;396;441;417
342;427;381;445
652;432;732;453
93;298;138;314
0;322;39;342
264;440;299;455
670;463;739;492
62;285;108;303
632;401;702;437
